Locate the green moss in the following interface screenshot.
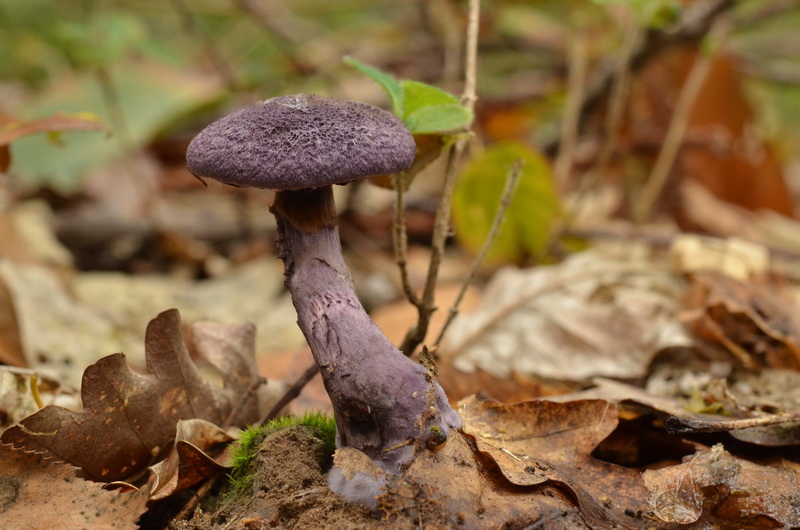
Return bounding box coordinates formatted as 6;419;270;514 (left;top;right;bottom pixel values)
226;412;337;495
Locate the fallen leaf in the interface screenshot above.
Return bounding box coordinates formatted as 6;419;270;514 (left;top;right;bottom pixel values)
0;256;299;388
73;256;303;362
459;395;650;528
148;418;235;500
684;272;800;370
643;444;800;527
0;309;260;482
442;250;692;381
0;443;151;529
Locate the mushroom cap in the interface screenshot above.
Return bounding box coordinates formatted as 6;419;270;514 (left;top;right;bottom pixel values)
186;94;416;190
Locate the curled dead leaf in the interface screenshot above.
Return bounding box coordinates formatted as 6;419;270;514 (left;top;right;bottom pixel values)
147;418;236;500
0;309;260;482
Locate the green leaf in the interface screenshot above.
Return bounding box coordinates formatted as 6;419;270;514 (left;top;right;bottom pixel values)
452;141;561;264
343;56;404;116
404;104;473;134
400;80;460;118
345;59;473;134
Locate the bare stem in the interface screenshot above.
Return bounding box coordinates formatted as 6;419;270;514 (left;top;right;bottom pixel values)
634;18;729;222
393;173;421;308
666;410;800;434
398;0;480;355
434;159;523;347
554;31;588;189
461;0;480;114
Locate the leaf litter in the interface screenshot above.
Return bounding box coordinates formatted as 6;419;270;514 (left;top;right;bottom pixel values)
0;444;152;529
2;247;800;527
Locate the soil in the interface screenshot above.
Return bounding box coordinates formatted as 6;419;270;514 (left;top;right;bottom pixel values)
174;426;382;529
171;425;587;529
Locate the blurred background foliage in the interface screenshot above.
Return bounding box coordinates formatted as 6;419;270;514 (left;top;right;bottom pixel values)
1;0;800;263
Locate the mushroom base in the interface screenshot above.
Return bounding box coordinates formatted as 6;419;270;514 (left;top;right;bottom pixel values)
271;188;462;485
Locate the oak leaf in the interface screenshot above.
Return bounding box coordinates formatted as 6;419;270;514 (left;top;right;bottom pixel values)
0;309;259;482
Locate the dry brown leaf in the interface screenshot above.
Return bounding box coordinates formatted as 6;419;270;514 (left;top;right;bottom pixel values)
459;395;650;528
148;419;235;500
0;278;24;368
0;443;151;529
643;444;800;527
684;272;800;370
0;309;260;482
442;251;691;381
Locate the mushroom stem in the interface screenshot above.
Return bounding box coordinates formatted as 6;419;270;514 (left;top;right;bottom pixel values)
270;187;462;474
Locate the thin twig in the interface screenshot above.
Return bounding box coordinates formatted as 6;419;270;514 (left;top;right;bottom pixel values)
434;159;523;347
553;32;588;188
222;377;265;429
665;411;800;434
174;470;223;521
633;18;730;222
259;362;319;424
564;18;641;233
393;173;421;308
461;0;480;114
398;0;480;356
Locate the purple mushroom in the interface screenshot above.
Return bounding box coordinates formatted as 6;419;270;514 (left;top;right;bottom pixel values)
186;94;461;501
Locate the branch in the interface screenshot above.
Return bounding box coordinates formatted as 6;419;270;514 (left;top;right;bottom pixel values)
399;0;480;356
392;173;421;308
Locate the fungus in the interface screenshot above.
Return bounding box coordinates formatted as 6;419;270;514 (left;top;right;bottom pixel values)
186;94;461;503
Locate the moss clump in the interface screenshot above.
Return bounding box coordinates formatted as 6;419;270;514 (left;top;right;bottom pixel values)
227;412;336;494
